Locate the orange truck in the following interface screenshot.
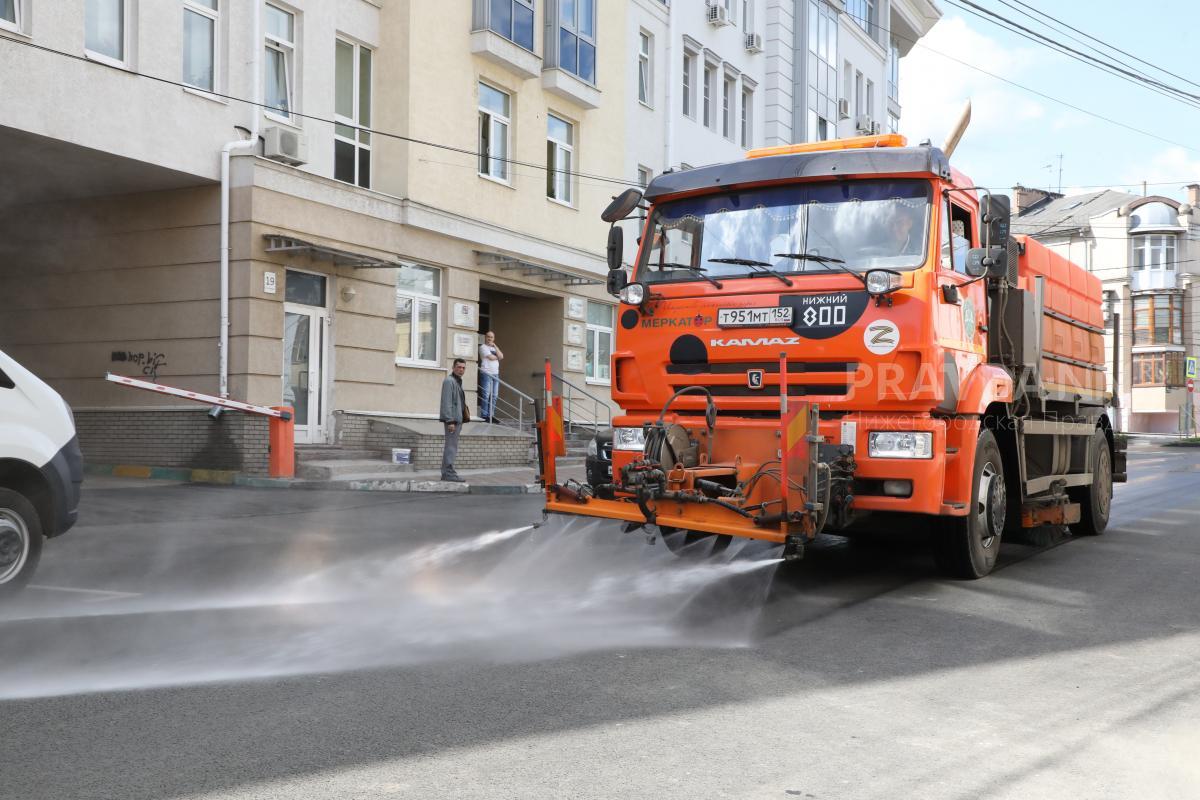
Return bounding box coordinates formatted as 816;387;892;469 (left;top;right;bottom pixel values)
537;134;1125;579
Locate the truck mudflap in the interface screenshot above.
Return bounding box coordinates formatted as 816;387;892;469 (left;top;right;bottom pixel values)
537;355;836;558
1112;433;1128;483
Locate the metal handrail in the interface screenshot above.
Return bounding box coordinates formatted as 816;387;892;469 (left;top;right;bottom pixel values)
539;371;613;435
483;375;535;432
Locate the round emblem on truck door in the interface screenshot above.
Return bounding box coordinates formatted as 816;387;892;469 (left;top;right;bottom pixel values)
863;320;900;355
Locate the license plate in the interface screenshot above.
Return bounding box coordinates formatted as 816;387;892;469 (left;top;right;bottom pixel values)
717;306;793;328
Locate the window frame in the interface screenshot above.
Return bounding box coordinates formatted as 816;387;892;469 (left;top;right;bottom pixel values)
740;85;752;147
682;49;696;118
482;0;535;52
263;2;297;123
395;264;443;367
477;81;512;184
546;113;575;206
556;0;597;85
702;62;714;129
1132;351;1185;387
888;38;900;101
84;0;130;68
1132;293;1183;346
722;74;736;140
182;0;220;93
334;37;373;189
637;30;652;107
1;0;22;34
585;301;614;385
1131;234;1177;271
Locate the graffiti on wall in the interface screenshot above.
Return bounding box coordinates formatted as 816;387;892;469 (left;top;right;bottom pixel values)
112;351;168;381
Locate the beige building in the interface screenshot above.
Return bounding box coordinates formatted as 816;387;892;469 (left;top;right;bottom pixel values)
0;0;627;471
1013;186;1200;435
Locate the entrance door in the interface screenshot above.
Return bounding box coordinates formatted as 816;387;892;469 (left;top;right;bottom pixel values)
283;271;329;444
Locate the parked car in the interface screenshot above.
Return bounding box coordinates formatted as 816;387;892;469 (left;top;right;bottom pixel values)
586;428;613;497
0;348;82;596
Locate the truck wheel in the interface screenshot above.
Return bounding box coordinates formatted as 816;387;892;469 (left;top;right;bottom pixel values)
1068;430;1112;537
0;489;43;597
935;429;1006;579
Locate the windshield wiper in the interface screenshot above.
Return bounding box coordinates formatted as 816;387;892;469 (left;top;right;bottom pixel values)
655;262;724;289
708;258;794;287
773;253;867;289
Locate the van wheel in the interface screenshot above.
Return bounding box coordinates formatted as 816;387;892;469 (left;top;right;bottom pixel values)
0;489;43;597
935;430;1006;579
1068;430;1112;537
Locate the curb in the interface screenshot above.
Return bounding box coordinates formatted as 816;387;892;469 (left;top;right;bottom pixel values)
84;463;541;494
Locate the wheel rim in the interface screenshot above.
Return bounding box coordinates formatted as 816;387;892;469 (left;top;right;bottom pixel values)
0;508;31;585
1096;446;1112;519
977;461;1006;549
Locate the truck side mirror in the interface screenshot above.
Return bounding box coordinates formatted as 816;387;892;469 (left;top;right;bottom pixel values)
981;193;1011;251
606;225;624;272
966;246;1007;278
606;268;628;296
601;188;644;223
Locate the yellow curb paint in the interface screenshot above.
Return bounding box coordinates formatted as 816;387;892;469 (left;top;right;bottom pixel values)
189;469;236;485
113;465;153;478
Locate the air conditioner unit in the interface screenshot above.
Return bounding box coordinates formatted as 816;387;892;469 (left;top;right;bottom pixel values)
263;126;308;166
854;114;873;134
838;98;850;120
744;32;764;52
707;4;731;26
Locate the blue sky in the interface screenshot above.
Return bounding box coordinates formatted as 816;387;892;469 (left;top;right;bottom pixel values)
898;1;1200;201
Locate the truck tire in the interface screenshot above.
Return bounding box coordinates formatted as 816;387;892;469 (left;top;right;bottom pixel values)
935;429;1006;579
0;489;43;597
1068;429;1112;537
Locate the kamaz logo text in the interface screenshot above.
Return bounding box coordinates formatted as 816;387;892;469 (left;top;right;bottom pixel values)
710;336;802;347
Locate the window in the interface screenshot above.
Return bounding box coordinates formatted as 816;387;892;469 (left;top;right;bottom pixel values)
740;86;752;147
1133;352;1185;387
846;0;875;34
1133;294;1183;346
264;3;295;118
806;0;837;142
586;302;613;383
941;201;972;272
2;0;21;33
85;0;125;63
887;112;899;134
334;39;372;188
703;63;714;128
722;75;735;139
478;82;511;181
637;165;652;188
557;0;596;84
183;1;218;91
742;0;753;33
637;31;652;106
682;50;695;118
1132;235;1176;271
487;0;534;51
854;70;863;116
888;38;900;101
865;78;874;120
546;114;573;204
396;264;441;364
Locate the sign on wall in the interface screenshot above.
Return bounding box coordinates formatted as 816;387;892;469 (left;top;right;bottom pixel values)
263;272;277;295
452;302;477;328
1187;356;1197;379
566;322;584;345
566;348;584;371
453;332;475;358
567;297;586;319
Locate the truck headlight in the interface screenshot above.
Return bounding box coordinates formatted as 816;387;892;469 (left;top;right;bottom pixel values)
613;426;647;451
619;283;645;306
864;269;902;296
868;431;933;459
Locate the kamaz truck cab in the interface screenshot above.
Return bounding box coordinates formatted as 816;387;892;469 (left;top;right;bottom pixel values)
537;134;1121;579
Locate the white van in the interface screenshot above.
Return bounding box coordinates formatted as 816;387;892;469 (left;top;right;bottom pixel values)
0;348;82;596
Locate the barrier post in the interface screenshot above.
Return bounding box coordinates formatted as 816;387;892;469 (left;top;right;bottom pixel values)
269;406;295;478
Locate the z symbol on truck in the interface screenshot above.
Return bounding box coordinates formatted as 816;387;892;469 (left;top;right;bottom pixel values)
863;321;899;355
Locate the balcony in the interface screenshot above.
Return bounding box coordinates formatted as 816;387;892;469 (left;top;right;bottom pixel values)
541;67;600;110
1130;269;1177;292
469;30;541;80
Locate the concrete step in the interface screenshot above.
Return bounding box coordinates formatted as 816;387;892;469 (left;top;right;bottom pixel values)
295;447;387;463
297;458;415;480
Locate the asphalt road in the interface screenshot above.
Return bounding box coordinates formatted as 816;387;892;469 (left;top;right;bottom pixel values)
3;442;1199;800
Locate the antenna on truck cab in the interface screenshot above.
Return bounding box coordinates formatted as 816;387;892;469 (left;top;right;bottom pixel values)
942;100;972;159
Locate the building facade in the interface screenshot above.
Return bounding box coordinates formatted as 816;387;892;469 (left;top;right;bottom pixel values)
0;0;631;472
1012;186;1200;435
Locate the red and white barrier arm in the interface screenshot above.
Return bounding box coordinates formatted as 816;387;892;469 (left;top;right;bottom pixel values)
104;373;292;421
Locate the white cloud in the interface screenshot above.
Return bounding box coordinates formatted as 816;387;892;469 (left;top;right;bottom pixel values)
1116;147;1200;201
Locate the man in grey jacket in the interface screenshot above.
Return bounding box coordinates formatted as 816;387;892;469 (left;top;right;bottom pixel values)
439;358;470;481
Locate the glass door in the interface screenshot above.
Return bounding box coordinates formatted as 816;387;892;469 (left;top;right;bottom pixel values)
283;271;329;444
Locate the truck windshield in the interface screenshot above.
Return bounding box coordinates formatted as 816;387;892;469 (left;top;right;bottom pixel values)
637;179;932;284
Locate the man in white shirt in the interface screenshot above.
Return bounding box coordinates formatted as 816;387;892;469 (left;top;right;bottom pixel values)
477;331;503;423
